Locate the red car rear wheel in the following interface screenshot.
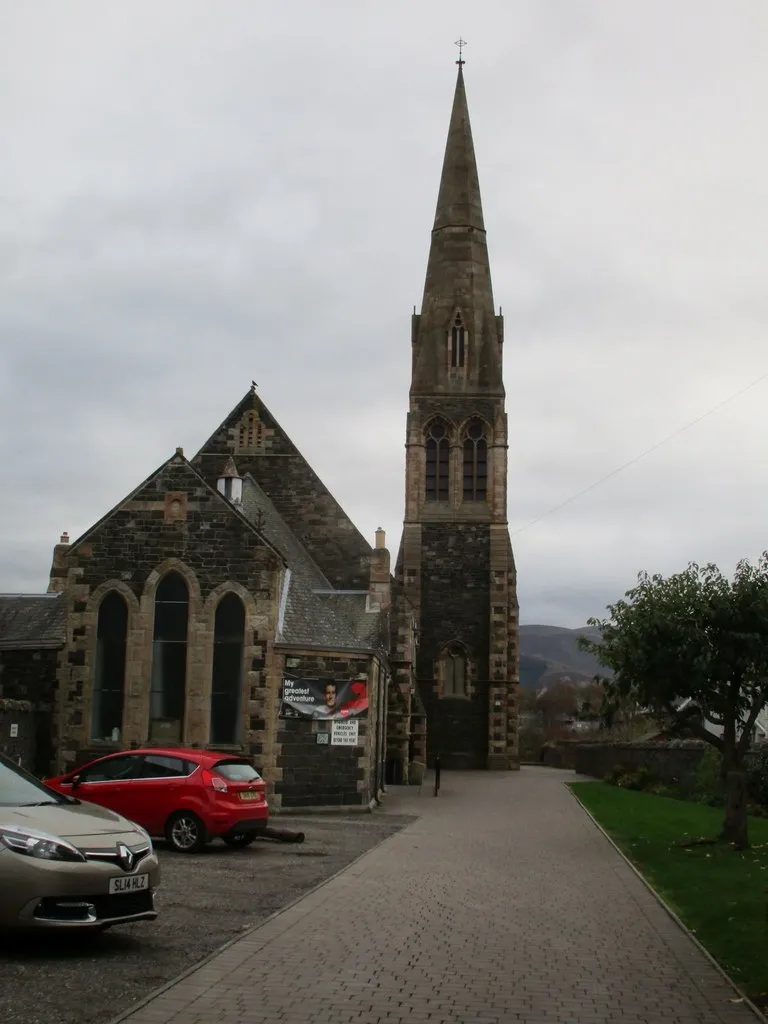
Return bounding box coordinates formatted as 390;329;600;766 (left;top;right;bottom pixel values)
165;811;206;853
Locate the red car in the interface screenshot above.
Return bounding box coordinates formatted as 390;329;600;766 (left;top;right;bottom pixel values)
46;748;268;853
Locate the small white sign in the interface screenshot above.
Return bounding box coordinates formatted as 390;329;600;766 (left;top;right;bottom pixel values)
331;719;359;746
9;724;18;738
316;731;329;745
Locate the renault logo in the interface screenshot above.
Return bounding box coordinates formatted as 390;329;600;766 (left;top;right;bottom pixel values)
116;843;135;872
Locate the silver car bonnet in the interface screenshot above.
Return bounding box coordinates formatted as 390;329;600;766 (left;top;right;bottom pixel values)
0;800;144;842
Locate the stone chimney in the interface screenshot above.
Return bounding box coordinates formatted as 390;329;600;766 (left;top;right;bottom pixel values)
368;528;391;612
47;532;71;593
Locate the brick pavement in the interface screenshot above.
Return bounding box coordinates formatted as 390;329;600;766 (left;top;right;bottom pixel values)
118;768;761;1024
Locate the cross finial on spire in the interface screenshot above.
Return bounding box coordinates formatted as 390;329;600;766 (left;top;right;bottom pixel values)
454;37;467;67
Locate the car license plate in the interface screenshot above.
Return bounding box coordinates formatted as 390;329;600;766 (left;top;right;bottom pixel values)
239;790;258;801
109;873;149;894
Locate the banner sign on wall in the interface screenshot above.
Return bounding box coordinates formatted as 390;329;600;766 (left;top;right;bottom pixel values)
280;678;368;720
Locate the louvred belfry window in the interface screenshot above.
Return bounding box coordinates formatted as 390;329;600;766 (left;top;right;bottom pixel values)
451;312;466;368
425;421;450;502
237;411;263;453
463;419;487;501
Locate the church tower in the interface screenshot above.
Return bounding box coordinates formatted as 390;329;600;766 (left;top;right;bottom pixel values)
395;64;520;770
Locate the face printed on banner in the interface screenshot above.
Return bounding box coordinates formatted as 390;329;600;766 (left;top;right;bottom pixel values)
281;678;368;719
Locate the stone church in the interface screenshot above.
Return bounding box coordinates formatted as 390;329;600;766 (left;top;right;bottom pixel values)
0;65;519;806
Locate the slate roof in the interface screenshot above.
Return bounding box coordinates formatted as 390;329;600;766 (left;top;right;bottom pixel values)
0;477;381;655
241;477;383;652
314;592;388;651
193;388;373;590
0;594;66;650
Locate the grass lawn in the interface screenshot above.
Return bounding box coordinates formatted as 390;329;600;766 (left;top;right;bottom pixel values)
570;782;768;1003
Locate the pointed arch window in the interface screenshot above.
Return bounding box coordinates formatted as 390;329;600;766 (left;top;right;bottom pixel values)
442;644;467;698
150;572;188;742
92;591;128;742
463;419;488;501
425;420;450;502
211;593;245;745
451;312;466;369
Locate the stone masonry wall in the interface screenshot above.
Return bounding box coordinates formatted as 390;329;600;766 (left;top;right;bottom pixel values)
368;658;390;800
415;397;499;429
0;648;59;704
0;649;59;775
418;523;491;769
399;387;519;770
387;578;417;778
272;650;378;809
55;454;282;773
0;700;36;772
572;742;707;786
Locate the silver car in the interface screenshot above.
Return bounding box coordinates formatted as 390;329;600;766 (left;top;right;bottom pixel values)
0;752;160;931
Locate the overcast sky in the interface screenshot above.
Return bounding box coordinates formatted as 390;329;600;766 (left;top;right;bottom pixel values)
2;1;767;628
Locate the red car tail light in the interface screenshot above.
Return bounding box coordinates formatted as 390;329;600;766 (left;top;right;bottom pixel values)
203;770;228;793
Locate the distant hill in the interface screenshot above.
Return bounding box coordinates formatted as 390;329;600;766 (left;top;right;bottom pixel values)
519;624;609;691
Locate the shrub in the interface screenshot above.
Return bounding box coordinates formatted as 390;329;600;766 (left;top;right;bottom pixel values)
689;746;724;807
616;766;654;791
605;764;655;791
605;764;627;785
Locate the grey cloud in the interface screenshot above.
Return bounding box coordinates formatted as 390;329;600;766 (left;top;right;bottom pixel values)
2;0;768;628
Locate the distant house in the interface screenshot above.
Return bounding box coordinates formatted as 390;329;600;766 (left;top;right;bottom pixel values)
674;697;768;745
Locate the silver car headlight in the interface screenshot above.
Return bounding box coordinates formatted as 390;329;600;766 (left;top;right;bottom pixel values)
134;824;153;851
0;824;87;863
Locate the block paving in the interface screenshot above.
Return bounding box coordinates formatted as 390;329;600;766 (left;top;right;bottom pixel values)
117;767;761;1024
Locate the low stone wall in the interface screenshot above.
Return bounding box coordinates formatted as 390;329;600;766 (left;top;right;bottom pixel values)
539;742;579;770
572;741;707;786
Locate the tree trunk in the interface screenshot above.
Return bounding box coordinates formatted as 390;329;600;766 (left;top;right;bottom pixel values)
721;769;749;849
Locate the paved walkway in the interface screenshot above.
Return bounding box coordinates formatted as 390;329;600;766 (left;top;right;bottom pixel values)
119;768;760;1024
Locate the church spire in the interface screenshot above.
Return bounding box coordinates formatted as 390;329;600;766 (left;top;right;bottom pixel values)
411;63;503;396
432;65;485;234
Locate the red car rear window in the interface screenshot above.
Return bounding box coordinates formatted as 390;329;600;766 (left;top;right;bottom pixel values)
213;760;261;782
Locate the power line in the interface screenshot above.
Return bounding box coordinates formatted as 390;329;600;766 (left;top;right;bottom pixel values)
510;368;768;538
